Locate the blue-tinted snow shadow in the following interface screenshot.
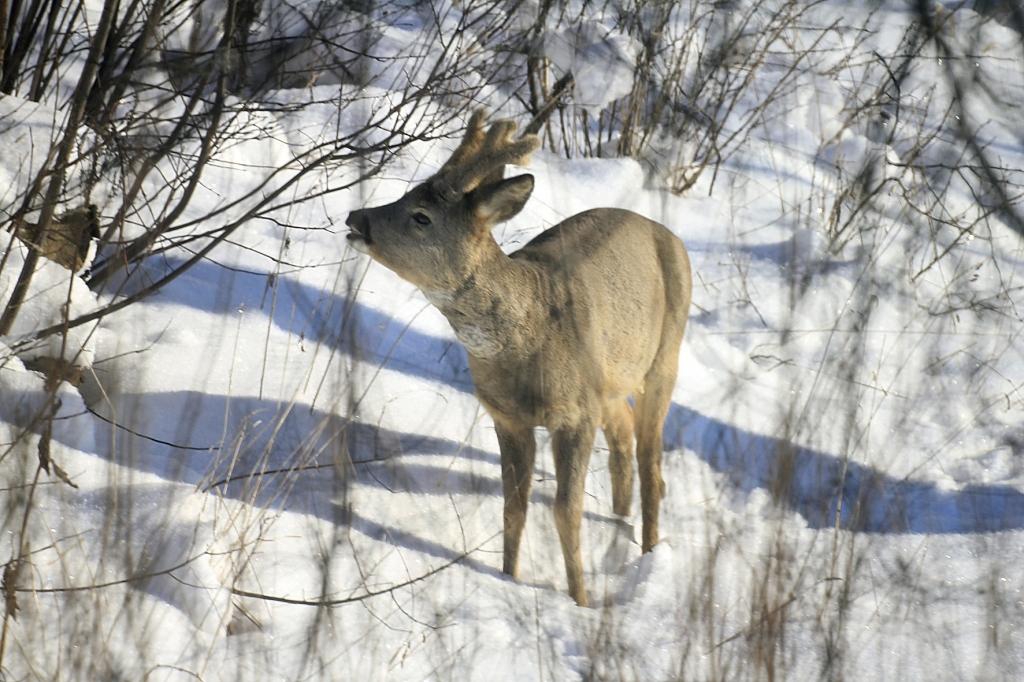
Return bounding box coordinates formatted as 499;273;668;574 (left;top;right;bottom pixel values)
80;388;610;582
688;238;858;276
90;389;611;524
154;254;474;394
82;390;508;578
664;404;1024;533
143;256;1024;535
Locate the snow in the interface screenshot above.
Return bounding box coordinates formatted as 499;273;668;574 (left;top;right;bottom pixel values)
542;21;639;112
0;232;99;368
3;1;1024;680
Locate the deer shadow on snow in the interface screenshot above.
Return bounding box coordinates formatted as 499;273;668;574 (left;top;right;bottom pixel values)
84;257;1024;558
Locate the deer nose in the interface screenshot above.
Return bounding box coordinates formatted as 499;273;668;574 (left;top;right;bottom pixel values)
346;210;372;243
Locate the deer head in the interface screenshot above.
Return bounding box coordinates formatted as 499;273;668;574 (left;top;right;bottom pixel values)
346;111;541;291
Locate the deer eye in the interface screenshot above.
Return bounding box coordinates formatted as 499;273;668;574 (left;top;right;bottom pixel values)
412;212;432;226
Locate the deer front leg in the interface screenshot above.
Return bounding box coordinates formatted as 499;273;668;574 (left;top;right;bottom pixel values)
496;422;536;578
552;421;596;606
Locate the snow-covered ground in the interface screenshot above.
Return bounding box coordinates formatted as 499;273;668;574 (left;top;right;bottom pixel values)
3;1;1024;680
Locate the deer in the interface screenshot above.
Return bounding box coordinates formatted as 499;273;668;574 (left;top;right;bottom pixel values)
345;110;691;606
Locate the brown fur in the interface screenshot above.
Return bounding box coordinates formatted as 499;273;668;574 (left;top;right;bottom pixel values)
13;205;99;271
346;112;691;605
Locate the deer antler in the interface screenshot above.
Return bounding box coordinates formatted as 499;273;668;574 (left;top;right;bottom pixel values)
431;110;541;202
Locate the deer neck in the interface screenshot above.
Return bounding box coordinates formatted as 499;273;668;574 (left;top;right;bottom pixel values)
420;242;541;360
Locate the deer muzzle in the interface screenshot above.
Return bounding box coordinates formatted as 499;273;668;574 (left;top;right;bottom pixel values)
345;210;373;252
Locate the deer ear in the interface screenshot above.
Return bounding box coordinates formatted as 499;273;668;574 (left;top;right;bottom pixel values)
470;174;534;225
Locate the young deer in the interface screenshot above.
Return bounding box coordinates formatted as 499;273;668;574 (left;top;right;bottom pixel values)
346;111;691;606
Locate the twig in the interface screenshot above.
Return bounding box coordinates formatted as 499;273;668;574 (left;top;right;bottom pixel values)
14;551;211;594
229;533;499;607
524;72;574;136
86;405;219;452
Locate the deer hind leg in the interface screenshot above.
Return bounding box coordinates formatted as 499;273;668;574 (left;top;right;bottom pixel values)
634;338;682;553
602;400;635;517
496;422;537;579
551;421;596;606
